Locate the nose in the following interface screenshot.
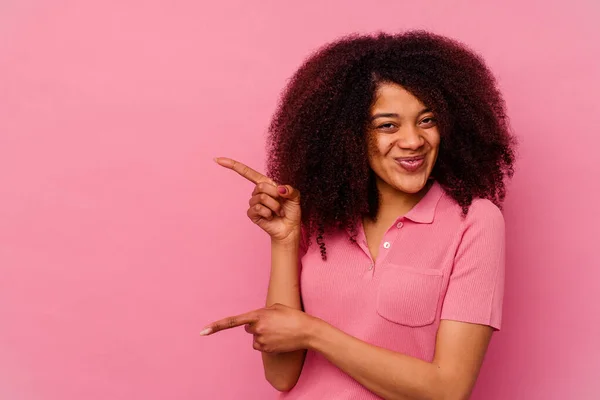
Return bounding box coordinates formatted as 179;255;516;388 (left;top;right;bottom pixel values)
395;125;425;150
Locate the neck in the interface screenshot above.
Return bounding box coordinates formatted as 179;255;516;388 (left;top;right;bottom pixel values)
367;179;433;225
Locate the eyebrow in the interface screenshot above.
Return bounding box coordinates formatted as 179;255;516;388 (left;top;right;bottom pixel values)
370;108;432;121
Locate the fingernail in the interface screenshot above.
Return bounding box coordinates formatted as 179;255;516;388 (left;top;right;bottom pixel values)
278;186;287;194
213;158;219;163
200;327;212;336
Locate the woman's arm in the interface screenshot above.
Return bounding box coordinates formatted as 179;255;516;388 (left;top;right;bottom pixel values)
204;306;493;399
209;157;306;391
261;235;306;391
308;318;494;400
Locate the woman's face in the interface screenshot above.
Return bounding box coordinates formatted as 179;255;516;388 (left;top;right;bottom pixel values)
367;82;441;195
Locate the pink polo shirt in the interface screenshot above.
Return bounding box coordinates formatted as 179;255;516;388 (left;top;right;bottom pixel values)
280;180;505;399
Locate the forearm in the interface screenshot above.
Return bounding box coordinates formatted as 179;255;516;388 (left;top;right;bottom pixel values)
265;236;302;309
308;321;447;400
262;235;306;391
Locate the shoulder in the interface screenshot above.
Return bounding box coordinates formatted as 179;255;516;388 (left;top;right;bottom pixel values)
454;198;506;244
465;198;505;229
466;198;504;221
437;189;504;230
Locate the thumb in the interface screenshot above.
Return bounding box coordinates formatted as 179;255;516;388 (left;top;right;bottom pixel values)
277;185;300;202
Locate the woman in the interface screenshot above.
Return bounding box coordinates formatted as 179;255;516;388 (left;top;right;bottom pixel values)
201;30;517;399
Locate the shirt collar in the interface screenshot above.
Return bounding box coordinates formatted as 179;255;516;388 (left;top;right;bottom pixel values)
402;180;444;224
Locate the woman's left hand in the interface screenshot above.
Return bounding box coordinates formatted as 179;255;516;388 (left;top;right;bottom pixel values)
200;303;318;353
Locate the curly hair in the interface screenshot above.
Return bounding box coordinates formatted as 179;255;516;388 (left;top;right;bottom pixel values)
266;30;517;259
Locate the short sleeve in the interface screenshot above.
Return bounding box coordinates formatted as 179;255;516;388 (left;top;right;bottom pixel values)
440;200;506;330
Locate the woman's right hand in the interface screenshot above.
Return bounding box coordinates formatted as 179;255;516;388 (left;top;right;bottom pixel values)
214;157;301;243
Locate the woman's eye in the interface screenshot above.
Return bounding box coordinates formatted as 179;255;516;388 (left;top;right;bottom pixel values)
378;123;396;130
420;117;437;127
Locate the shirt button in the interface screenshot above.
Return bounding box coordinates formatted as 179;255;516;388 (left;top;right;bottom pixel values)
368;263;374;270
383;242;391;249
396;222;404;229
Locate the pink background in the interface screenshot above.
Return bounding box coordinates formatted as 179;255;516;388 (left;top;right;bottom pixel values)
1;1;599;399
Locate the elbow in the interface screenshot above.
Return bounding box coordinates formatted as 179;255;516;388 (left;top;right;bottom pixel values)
265;372;298;392
261;351;305;393
267;376;297;392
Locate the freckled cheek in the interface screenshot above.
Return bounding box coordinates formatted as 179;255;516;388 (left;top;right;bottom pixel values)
368;134;393;157
367;133;395;176
366;133;379;164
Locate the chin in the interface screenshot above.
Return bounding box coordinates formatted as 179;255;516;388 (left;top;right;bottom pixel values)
390;174;431;194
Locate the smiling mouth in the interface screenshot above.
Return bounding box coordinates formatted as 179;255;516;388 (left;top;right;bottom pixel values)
395;155;426;172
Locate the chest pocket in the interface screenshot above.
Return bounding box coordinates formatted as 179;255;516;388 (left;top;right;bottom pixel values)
376;265;444;327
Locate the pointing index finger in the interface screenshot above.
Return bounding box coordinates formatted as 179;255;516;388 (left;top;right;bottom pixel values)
214;157;275;185
200;310;260;335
